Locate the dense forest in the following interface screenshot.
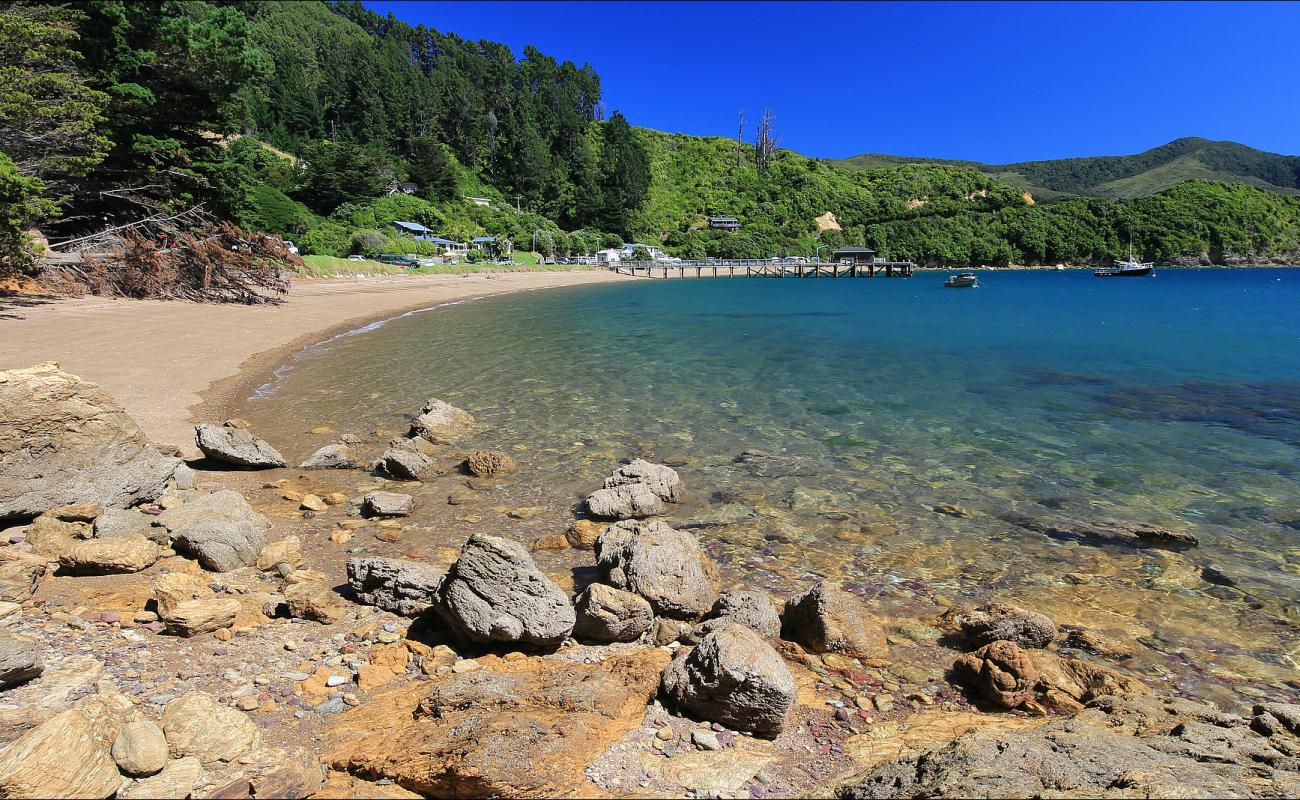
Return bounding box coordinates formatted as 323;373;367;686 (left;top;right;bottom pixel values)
3;0;1300;285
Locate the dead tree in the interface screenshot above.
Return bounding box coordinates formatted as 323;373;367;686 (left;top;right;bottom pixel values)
736;107;746;168
755;107;779;176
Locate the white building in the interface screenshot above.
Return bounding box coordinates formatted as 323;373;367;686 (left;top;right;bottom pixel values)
595;248;622;265
620;243;667;261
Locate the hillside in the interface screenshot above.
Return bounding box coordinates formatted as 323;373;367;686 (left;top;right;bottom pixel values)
831;138;1300;200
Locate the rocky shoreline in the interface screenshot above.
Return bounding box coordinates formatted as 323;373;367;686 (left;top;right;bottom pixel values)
1;361;1297;799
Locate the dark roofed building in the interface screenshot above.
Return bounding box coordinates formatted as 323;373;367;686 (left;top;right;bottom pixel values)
831;246;880;266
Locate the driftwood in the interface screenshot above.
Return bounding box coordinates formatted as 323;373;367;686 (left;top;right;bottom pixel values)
39;218;296;304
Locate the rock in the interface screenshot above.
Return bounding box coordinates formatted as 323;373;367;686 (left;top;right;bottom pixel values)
152;571;212;616
530;533;570;550
161;691;260;768
48;502;102;522
0;362;180;523
781;581;888;659
165;599;240;637
704;589;781;638
0;602;19;626
256;536;304;572
206;745;324;800
1000;511;1199;550
1030;651;1149;712
111;720;169;777
958;601;1058;649
734;449;815;478
92;507;153;539
345;557;445;617
1255;703;1300;736
661;623;796;737
602;458;683;501
194;423;285;468
118;755;205;800
299;443;357;470
363;491;413;518
594;519;720;619
464;450;518;477
155;490;270;571
0;550;48;603
952;640;1039;709
57;534;160;574
586;482;663;520
0;685;133;798
432;533;575;647
838;693;1298;799
171;463;197;490
566;519;605;549
379;448;437;481
300;494;327;512
573;583;654;643
653;618;694;646
0;633;42;689
284;581;347;624
407;397;475;443
325;649;668;797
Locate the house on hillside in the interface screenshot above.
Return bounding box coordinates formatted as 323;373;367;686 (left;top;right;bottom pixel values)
471;236;511;258
620;243;666;261
708;216;740;231
465;196;493;208
831;246;883;266
392;220;434;241
428;237;468;257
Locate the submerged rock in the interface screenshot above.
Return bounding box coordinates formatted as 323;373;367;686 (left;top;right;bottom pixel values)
573;583;653;643
408;397;475;443
781;581;888;660
345;556;444;617
0;362;179;523
595;519;720;619
378;448;438;481
661;623;796;737
299;443;357;470
194;423;285;468
363;491;413;518
432;533;575;647
958;601;1057;649
1002;511;1199;550
464;449;518;477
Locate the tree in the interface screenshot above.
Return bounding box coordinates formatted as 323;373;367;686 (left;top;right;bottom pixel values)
755;107;778;176
406;136;458;202
596;111;650;236
295;141;391;213
0;152;51;274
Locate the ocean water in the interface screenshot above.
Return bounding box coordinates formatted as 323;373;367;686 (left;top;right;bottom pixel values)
235;268;1300;701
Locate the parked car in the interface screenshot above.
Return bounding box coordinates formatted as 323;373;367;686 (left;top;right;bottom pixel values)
347;255;366;261
378;253;420;268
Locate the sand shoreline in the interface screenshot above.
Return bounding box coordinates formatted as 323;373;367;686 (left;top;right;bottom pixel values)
0;269;631;454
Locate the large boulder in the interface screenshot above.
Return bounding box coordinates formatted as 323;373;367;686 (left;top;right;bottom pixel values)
378;448;438;481
957;601;1058;649
781;580;888;660
687;589;781;643
111;720;168;777
595;519;720;620
0;633;42;689
118;755;206;800
660;623;796;737
194;423;285;468
345;557;445;617
299;444;357;470
432;533;575;647
585;458;683;520
952;640;1039;709
0;550;48;604
408;398;475;443
92;507;154;540
0;685;133;798
573;583;654;643
57;535;161;574
603;458;683;501
326;649;669;797
0;362;179;523
153;572;238;637
154;490;269;571
160;691;260;768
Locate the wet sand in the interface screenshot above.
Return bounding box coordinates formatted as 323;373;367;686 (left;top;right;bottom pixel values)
0;270;630;453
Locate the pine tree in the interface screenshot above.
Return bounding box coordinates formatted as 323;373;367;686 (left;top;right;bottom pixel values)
597;111;650;236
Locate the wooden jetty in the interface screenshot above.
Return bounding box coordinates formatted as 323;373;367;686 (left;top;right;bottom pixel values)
609;259;914;279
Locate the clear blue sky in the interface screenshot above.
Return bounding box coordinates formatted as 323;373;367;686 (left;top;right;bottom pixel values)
363;1;1300;163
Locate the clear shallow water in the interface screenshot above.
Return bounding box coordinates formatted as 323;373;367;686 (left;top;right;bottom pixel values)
236;269;1300;702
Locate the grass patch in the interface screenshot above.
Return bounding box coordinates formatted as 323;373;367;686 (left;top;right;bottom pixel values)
298;254;599;278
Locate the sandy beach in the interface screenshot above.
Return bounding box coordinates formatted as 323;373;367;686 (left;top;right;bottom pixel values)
0;269;630;452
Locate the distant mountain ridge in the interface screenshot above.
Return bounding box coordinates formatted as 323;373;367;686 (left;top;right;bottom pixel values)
830;138;1300;201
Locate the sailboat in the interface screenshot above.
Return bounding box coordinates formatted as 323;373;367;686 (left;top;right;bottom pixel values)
1094;240;1154;277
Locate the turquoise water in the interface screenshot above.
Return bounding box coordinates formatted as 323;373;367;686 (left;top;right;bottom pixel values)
238;268;1300;699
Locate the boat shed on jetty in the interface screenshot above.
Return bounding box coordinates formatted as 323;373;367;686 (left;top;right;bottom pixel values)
831;246;882;266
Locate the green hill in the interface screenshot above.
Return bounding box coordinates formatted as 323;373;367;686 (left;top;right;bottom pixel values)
831;138;1300;200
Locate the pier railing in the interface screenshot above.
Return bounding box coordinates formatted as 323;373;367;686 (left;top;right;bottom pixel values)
607;259;914;278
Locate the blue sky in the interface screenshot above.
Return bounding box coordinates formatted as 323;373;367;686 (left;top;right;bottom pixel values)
363;1;1300;163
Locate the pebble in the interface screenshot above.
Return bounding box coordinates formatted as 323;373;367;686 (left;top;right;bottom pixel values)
656;725;675;740
377;631;399;644
450;659;480;674
325;675;349;687
315;698;347;714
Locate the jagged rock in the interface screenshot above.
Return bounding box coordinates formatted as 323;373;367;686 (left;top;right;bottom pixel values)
92;507;153;539
0;550;48;603
194;422;285;468
345;557;444;617
603;458;683;500
838;694;1300;799
161;691;260;768
1255;703;1300;736
781;581;888;659
0;362;179;523
595;519;720;620
952;640;1039;709
118;755;206;800
379;448;438;481
701;590;781;638
155;490;268;571
299;444;357;470
387;435;439;456
0;633;42;689
363;491;413;518
204;746;324;800
1001;511;1199;550
1031;650;1149;712
573;583;653;643
586;482;664;519
0;685;133;798
325;649;668;797
408;398;475;443
57;535;161;574
256;536;303;572
284;580;347;624
661;623;796;737
152;572;211;617
432;533;574;647
464;449;518;477
170;463;197;490
111;720;168;777
958;601;1058;649
153;572;238;637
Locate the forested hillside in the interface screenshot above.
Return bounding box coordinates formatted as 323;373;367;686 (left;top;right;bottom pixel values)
3;0;1299;286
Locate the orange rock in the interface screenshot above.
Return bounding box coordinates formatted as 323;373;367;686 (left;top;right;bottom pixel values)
356;665;398;693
